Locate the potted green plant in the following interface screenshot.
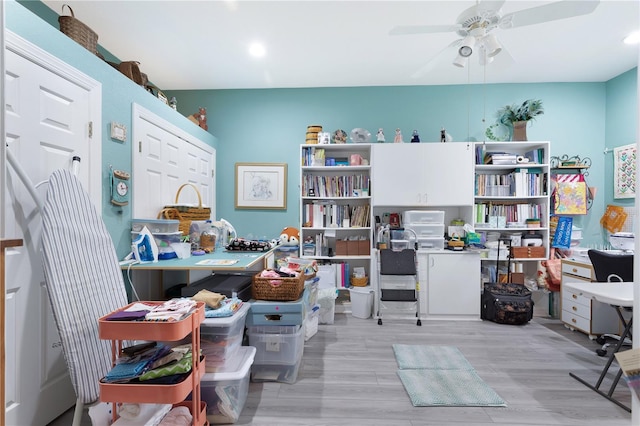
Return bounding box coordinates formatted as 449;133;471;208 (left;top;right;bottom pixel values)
486;99;544;141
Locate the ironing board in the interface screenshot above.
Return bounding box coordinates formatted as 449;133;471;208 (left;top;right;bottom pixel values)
41;169;129;425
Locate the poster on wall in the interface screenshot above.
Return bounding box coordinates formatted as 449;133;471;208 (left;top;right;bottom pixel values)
613;143;636;199
552;174;588;215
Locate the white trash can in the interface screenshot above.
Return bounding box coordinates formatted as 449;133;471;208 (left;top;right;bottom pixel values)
349;286;374;319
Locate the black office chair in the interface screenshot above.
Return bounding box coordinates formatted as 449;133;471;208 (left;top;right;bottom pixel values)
587;249;633;356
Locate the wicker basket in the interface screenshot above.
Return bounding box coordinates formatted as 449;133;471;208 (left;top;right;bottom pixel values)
350;276;369;287
58;4;98;55
159;184;211;235
252;271;306;302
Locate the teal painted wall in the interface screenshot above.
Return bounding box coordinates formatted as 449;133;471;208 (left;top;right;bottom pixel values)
604;69;638;234
7;0;218;257
167;81;625;246
12;0;638;251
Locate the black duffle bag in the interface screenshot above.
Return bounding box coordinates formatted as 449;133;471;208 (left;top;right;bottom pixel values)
481;282;534;325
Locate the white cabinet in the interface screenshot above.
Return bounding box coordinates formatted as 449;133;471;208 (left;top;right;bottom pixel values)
371;143;474;206
417;251;481;319
560;259;620;338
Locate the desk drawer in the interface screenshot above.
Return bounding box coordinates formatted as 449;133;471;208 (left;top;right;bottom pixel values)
561;297;591;319
562;289;591;309
561;263;593;280
562;310;590;333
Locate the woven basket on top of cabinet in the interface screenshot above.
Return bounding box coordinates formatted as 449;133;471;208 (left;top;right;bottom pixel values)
158;183;211;235
58;4;99;55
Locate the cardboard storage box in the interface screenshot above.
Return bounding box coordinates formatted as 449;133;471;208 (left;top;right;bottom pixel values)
511;246;545;258
335;240;348;256
347;240;359;255
358;239;370;255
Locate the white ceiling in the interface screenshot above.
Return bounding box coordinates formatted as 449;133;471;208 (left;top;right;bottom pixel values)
41;0;639;90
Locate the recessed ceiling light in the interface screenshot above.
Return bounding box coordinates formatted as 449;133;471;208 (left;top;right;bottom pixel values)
623;31;640;45
249;42;266;58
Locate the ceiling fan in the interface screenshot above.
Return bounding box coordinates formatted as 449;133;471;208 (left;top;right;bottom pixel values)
390;0;600;75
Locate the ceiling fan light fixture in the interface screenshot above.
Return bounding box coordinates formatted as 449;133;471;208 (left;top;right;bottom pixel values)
453;54;468;68
483;33;502;57
458;35;476;58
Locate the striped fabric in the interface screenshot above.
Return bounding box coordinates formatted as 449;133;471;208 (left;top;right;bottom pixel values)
41;169;128;405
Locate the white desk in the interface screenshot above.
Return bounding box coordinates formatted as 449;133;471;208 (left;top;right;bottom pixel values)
564;281;633;308
564;281;634;412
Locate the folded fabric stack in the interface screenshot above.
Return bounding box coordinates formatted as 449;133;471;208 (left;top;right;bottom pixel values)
102;343;197;384
105;298;197;323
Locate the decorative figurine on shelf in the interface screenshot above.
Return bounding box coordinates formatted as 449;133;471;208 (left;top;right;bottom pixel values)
192;107;208;131
440;127;447;142
393;128;403;143
376;128;385;143
410;130;420;143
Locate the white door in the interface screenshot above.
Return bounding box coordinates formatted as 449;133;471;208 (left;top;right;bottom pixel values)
4;32;101;425
132;104;216;221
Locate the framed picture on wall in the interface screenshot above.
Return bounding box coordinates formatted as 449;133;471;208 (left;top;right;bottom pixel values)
613;143;636;199
235;162;287;209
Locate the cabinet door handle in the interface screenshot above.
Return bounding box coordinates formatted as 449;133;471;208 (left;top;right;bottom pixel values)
572;294;577;299
572;306;577;311
572;318;577;324
572;268;578;273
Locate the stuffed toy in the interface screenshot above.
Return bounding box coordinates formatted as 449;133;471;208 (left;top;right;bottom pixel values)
279;227;300;246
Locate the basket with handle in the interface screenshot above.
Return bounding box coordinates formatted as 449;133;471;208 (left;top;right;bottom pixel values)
158;184;211;235
58;4;99;55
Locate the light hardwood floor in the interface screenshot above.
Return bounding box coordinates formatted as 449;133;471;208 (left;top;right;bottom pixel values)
49;314;633;426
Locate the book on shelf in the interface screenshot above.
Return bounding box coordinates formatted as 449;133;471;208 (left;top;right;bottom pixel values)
524;148;544;164
483;152;518;165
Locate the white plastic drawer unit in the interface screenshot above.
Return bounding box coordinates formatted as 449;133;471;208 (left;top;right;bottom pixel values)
416;237;445;250
402;210;445;224
404;223;445;238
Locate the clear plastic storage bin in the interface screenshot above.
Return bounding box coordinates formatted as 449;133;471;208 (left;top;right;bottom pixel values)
247;325;304;365
250;357;302;384
201;346;256;424
201;303;250;372
131;218;179;233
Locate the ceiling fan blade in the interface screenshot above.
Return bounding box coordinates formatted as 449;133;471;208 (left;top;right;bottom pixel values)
389;24;461;36
499;0;600;29
477;0;506;14
411;39;461;79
